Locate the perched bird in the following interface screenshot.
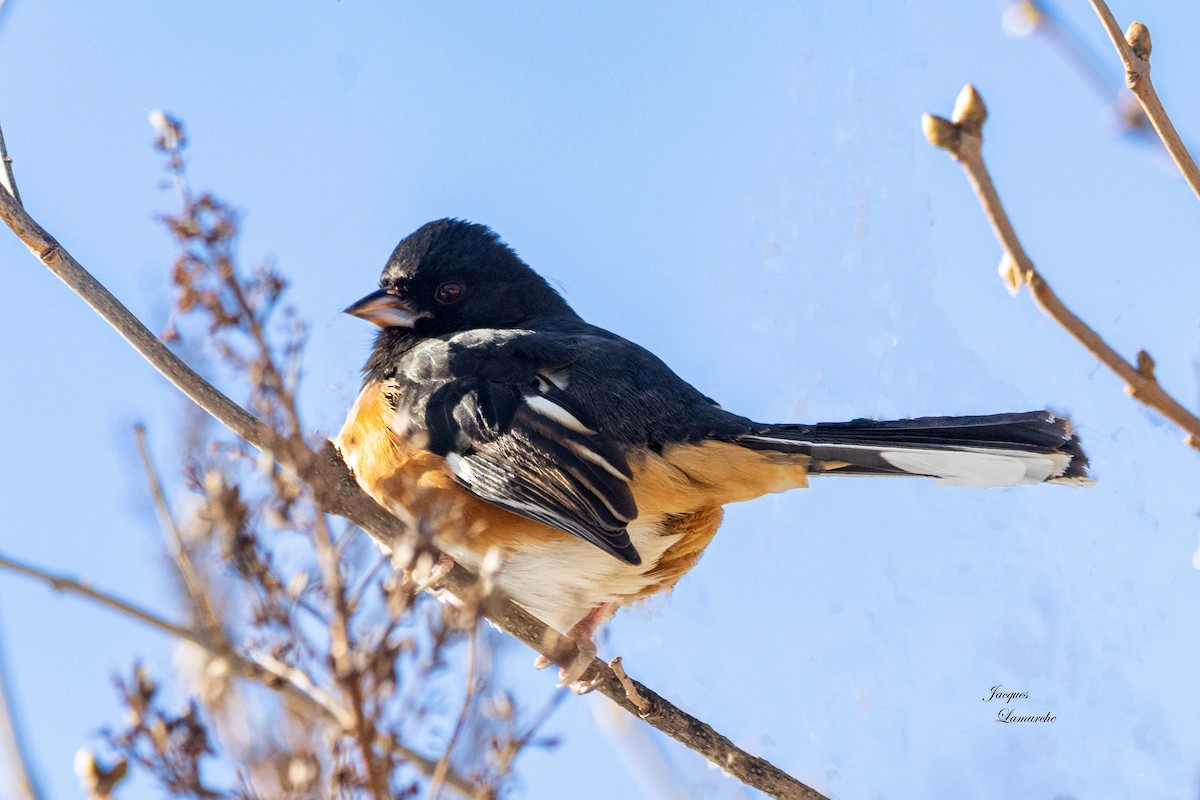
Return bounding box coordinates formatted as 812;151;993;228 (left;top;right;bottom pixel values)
337;219;1089;688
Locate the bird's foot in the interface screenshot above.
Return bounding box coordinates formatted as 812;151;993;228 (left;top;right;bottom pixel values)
533;603;613;694
411;552;455;594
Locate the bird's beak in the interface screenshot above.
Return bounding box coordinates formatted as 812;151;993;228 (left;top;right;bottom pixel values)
344;289;427;329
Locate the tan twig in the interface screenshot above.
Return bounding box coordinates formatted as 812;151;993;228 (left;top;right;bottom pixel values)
134;425;222;634
0;141;821;800
1008;1;1147;134
0;610;42;800
0;551;478;798
0;121;22;208
924;85;1200;451
609;657;654;718
428;622;479;800
313;509;390;800
1087;1;1200;199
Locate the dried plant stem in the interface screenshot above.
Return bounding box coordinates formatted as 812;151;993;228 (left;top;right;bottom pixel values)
0;147;821;800
134;425;222;634
924;87;1200;451
0;611;42;800
428;622;479;800
313;512;390;800
0;551;477;798
1088;0;1200;199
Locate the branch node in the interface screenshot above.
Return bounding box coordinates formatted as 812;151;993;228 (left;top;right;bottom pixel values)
609;657;655;719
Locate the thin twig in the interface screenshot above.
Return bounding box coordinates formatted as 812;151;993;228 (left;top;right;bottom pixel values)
313;510;391;800
923;85;1200;451
0;551;478;798
0;609;42;800
0;138;821;800
0;121;22;207
428;621;479;800
1009;1;1147;134
348;554;391;613
1087;1;1200;199
609;657;654;718
134;425;222;634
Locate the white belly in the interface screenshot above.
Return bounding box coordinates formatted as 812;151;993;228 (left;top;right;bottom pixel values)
444;514;680;632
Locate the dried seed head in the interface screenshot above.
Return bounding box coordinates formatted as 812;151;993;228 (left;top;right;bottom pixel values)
75;748;128;798
1002;1;1045;38
148;110;184;150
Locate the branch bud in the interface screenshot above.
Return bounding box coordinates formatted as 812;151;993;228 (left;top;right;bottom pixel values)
1002;1;1045;39
1125;22;1152;61
952;84;988;133
922;113;959;152
1136;349;1156;380
998;252;1023;296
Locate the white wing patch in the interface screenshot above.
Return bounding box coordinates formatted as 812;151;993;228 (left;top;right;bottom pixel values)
524;395;596;435
562;438;632;481
539;368;571;391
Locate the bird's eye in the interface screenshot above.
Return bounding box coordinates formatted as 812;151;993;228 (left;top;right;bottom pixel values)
435;282;463;305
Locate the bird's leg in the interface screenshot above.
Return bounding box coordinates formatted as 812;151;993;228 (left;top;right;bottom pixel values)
534;602;615;694
411;552;455;594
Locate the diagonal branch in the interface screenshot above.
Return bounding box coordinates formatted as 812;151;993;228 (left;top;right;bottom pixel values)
923;85;1200;451
0;551;478;798
1087;0;1200;199
0;140;822;798
0;121;21;207
0;609;43;800
134;425;223;635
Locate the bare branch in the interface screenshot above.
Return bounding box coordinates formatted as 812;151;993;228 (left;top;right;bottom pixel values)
924;85;1200;451
1006;1;1148;134
1087;1;1200;199
0;611;42;800
428;623;479;800
0;551;479;798
0;121;22;207
134;425;222;634
0;139;822;800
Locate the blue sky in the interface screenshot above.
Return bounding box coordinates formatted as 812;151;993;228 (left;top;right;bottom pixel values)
2;2;1200;798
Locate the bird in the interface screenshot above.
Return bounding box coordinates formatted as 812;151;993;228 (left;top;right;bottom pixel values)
335;218;1089;690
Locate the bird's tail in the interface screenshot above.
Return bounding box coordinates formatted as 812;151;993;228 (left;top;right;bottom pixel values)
737;411;1090;487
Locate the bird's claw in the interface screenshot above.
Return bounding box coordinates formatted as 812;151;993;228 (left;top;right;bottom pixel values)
532;632;598;693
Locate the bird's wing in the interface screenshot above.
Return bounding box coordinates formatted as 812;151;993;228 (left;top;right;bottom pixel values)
392;331;641;565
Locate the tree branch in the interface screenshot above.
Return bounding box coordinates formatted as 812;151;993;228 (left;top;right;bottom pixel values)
0;551;479;798
0;610;42;800
1006;1;1148;134
923;85;1200;451
0;142;822;798
1087;1;1200;199
0;122;20;208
